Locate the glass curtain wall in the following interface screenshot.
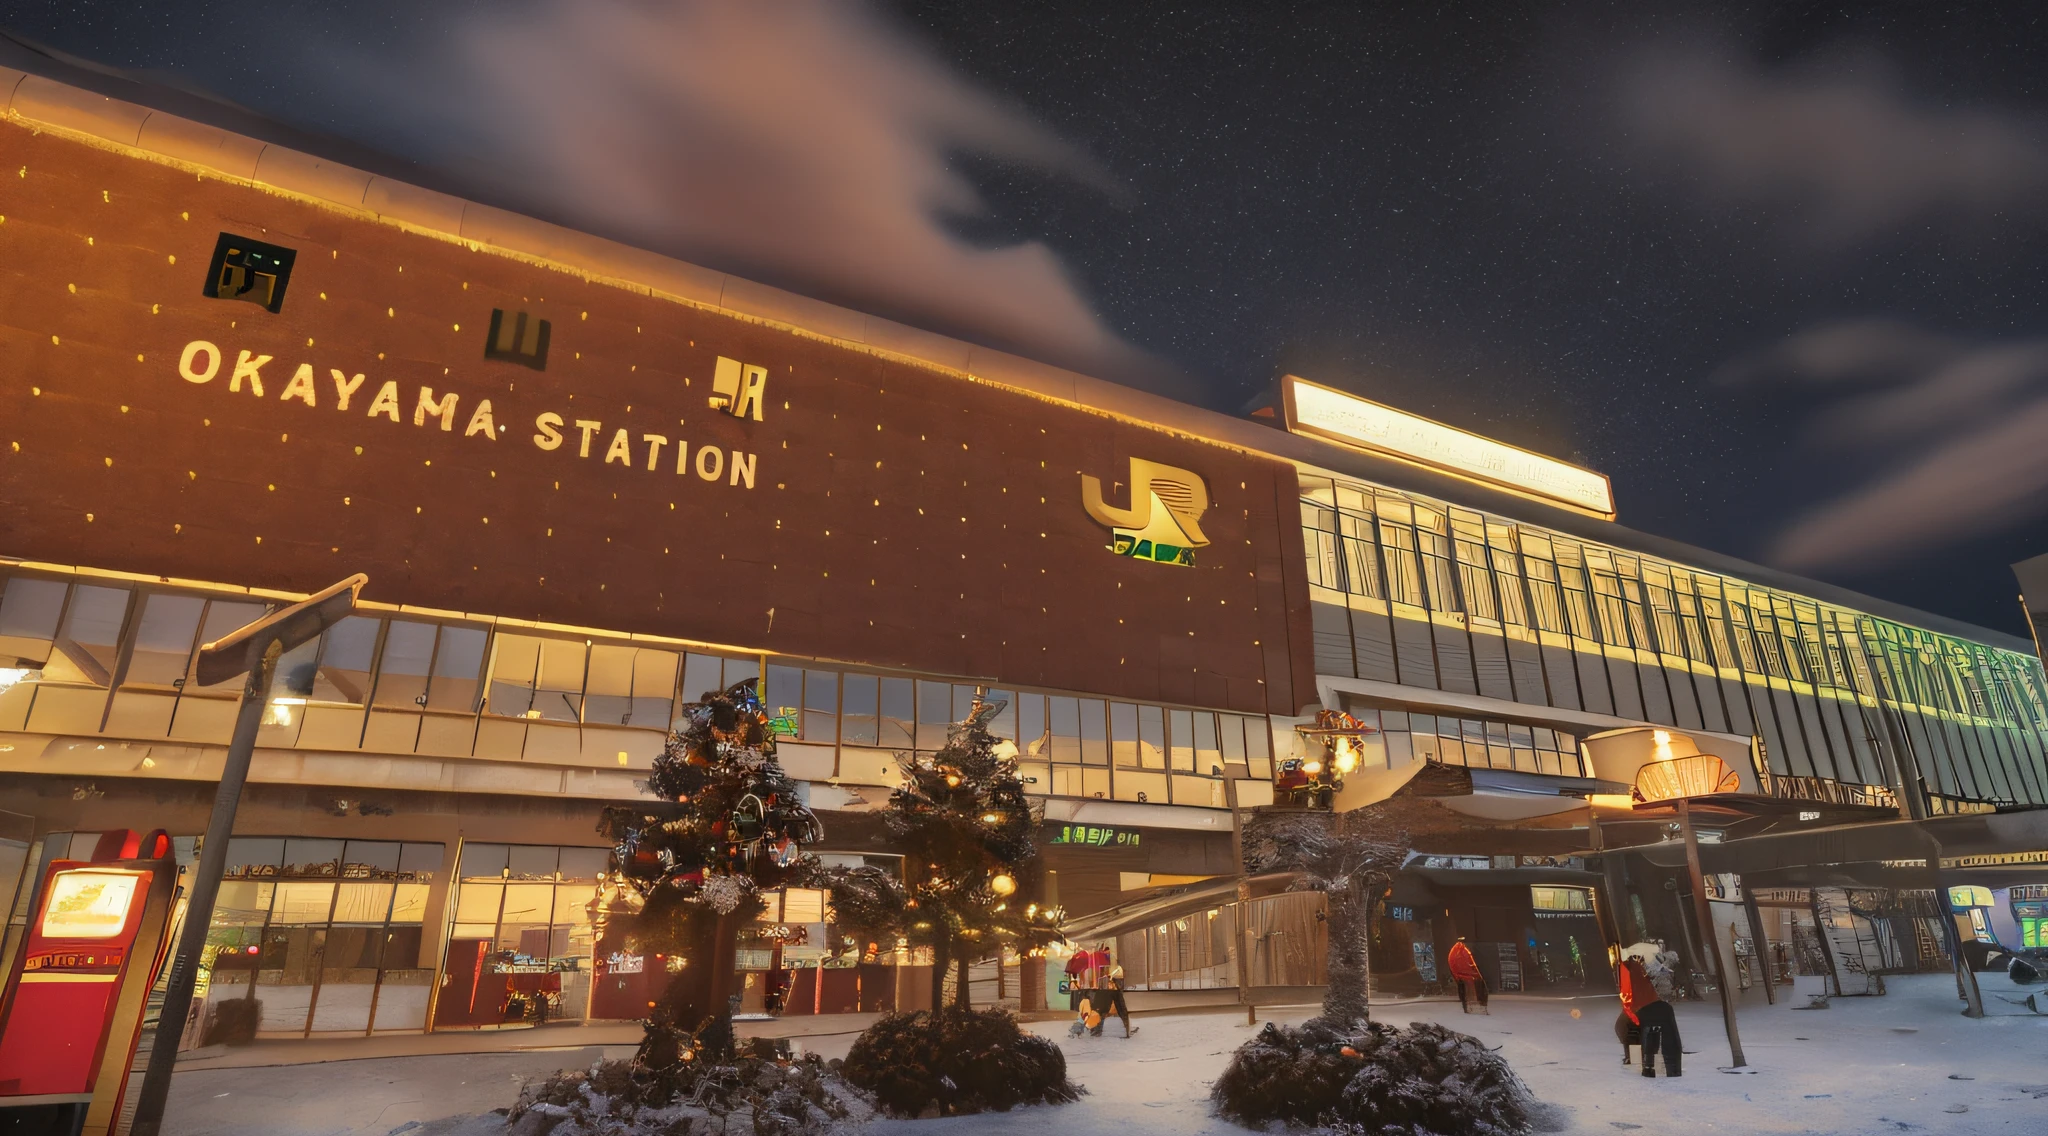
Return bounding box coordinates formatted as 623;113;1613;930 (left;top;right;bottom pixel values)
201;838;443;1036
434;843;608;1028
1299;474;2048;811
2;570;1274;811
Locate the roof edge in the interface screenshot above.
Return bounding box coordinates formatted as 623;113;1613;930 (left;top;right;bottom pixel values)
0;55;2033;657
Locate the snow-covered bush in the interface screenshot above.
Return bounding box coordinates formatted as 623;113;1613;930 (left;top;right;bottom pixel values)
510;1039;852;1135
839;1006;1082;1117
1212;1018;1532;1135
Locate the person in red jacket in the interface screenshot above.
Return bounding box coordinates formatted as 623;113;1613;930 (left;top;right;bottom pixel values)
1615;956;1650;1064
1447;936;1488;1014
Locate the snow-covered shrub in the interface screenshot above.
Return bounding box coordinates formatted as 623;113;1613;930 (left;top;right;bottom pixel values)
839;1006;1082;1117
1212;1018;1532;1135
511;1039;851;1135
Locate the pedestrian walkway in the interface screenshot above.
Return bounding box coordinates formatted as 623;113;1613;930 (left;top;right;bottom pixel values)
171;1012;883;1071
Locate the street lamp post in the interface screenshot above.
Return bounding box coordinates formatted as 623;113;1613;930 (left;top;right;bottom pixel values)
128;575;367;1136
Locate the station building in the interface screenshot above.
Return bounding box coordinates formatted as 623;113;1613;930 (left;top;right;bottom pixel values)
4;56;2048;1036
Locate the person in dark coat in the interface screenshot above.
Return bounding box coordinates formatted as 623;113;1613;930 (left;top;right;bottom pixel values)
1633;980;1683;1077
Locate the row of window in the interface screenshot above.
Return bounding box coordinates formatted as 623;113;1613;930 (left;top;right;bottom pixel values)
1346;707;1586;779
0;571;1272;804
1300;475;2048;807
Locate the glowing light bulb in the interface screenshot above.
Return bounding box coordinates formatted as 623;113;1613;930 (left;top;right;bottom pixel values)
990;873;1017;896
1333;736;1359;774
1303;759;1323;775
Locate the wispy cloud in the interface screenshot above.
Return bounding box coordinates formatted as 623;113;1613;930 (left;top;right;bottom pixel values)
1618;43;2048;243
319;0;1177;390
1719;320;2048;569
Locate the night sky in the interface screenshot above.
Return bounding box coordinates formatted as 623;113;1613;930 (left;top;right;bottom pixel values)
5;1;2047;637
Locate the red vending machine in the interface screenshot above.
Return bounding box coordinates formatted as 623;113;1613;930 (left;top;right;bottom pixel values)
0;830;179;1136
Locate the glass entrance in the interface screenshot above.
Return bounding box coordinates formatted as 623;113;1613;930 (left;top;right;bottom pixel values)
202;838;443;1037
433;843;606;1028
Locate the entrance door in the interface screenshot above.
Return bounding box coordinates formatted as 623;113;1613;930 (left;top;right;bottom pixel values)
257;926;326;1034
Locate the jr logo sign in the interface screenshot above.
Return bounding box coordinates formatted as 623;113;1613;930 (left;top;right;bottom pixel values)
1081;457;1211;567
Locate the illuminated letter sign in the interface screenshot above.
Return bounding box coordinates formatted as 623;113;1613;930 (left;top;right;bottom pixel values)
1082;458;1211;567
1282;376;1615;517
710;355;769;421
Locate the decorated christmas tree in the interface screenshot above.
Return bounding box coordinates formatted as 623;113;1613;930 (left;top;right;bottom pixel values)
599;677;826;1066
827;693;1063;1008
829;694;1079;1118
1215;785;1537;1134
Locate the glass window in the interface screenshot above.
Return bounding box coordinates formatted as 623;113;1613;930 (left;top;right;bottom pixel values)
1139;704;1166;769
1018;693;1048;758
311;616;380;705
0;576;68;659
1078;698;1107;765
459;843;510;880
508;845;560;880
485;633;539;717
879;677;914;750
583;645;636;725
283;838;344;876
428;626;488;712
41;584;129;687
454;882;503;924
187;600;267;692
765;664;804;724
841;674;879;745
341;841;401;876
1169;709;1194;771
681;652;725;703
722;657;760;690
333;882;394;923
371;621;436;709
1193;712;1221;775
124;594;204;687
1375;497;1423;607
952;684;980;725
1049;696;1081;763
632;649;679;729
1244;717;1272;776
1219;714;1246;764
803;670;837;743
1111;702;1140;766
916;680;953;750
1339;512;1382;600
1302;503;1340;590
225;837;285;878
986;689;1016;740
531;638;587;722
557;848;609;882
270;881;336;924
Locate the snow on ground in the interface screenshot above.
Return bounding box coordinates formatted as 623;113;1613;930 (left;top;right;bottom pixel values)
163;972;2048;1136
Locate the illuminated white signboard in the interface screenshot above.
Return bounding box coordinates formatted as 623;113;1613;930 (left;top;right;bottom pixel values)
1283;377;1615;517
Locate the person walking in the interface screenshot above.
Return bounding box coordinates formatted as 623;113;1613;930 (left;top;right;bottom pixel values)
1098;959;1137;1038
1063;948;1091;1011
1632;973;1683;1078
1448;936;1489;1014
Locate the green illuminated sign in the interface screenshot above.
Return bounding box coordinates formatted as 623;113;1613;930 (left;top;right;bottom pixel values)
1050;824;1141;848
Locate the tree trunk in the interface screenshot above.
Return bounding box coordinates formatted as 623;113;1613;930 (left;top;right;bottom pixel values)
954;955;971;1009
930;935;949;1014
1317;881;1372;1030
